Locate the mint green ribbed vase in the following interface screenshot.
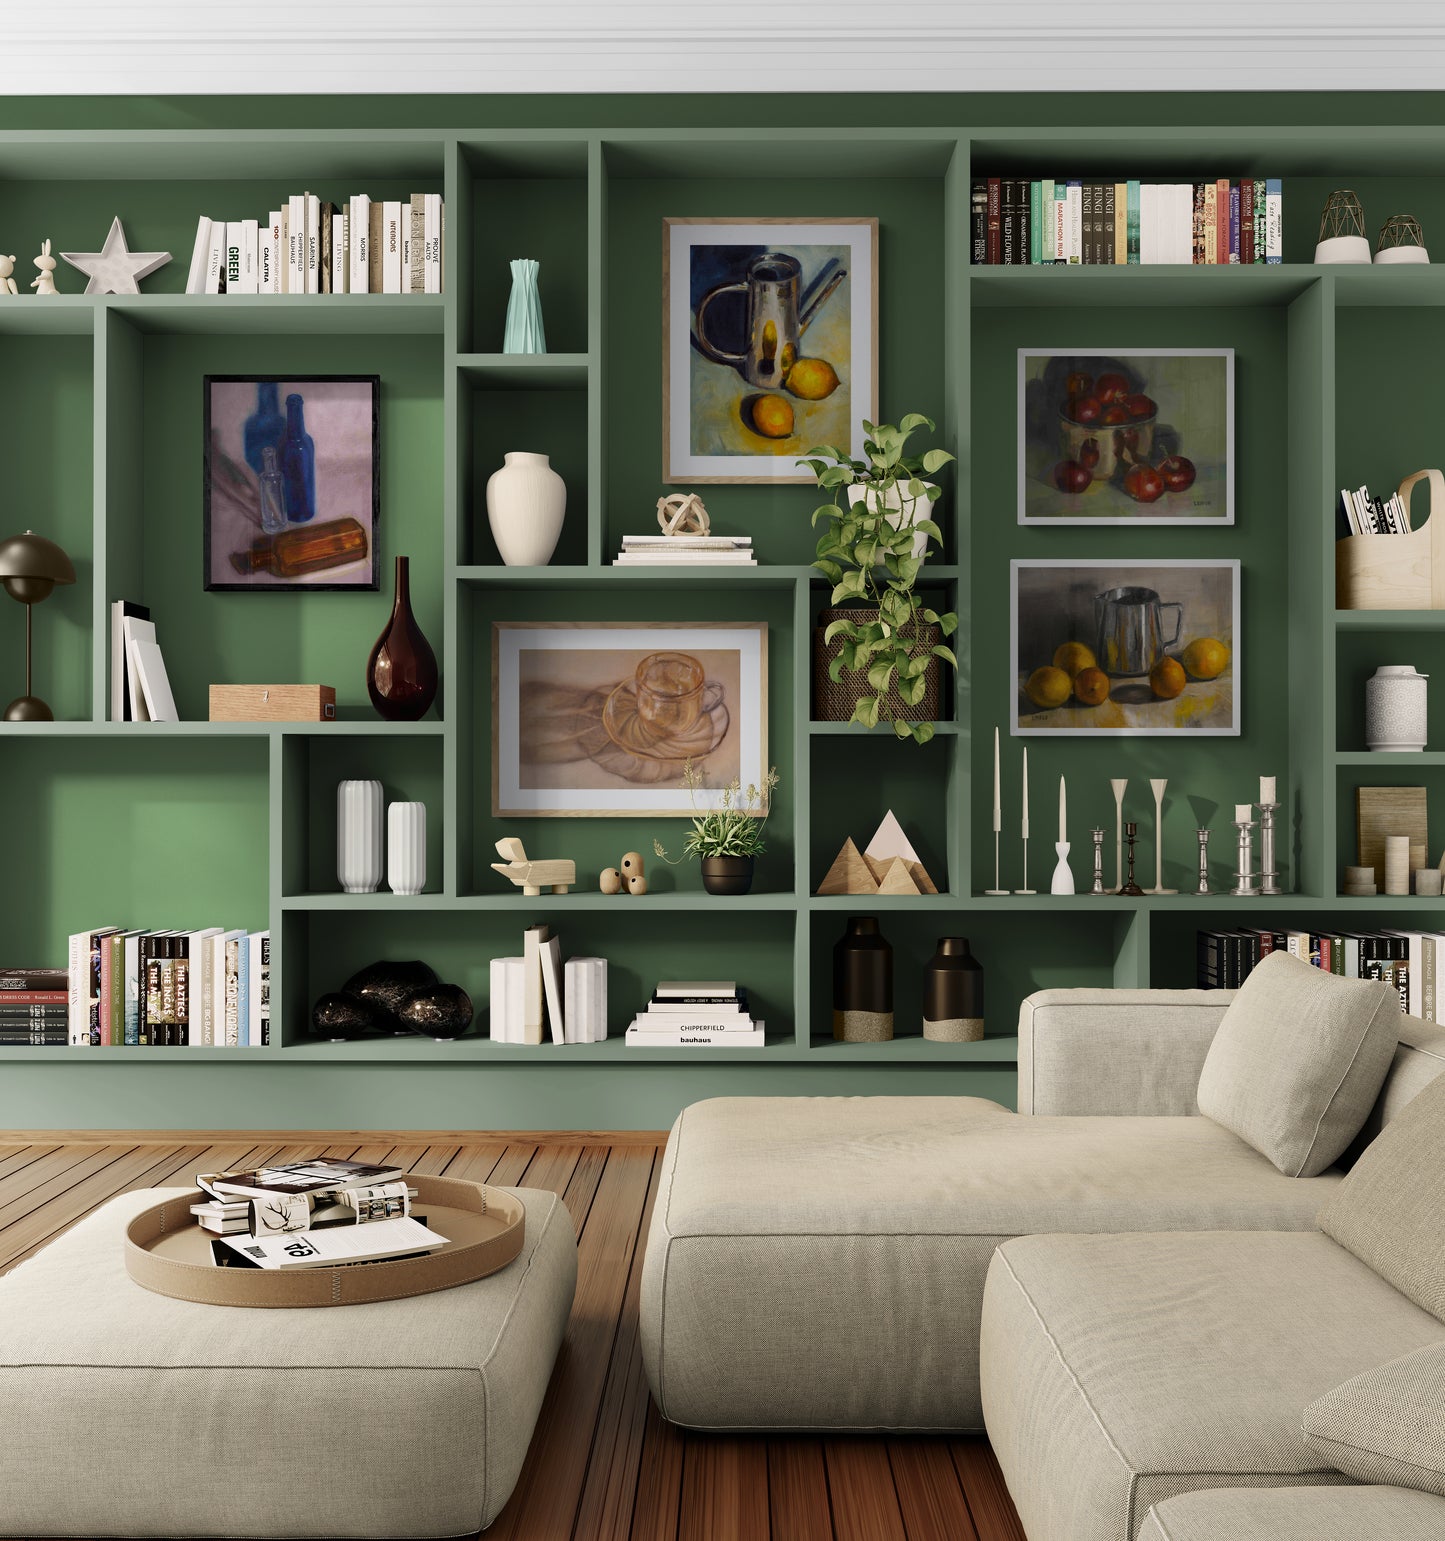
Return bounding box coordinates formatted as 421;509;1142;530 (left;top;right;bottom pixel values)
502;258;546;354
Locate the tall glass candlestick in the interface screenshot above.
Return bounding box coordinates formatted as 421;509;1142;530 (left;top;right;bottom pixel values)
1257;801;1283;894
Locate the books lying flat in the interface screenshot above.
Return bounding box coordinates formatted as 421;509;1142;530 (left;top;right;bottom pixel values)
626;1019;765;1047
613;536;756;566
213;1214;445;1269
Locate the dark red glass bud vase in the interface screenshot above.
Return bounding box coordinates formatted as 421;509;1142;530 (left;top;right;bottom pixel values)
367;556;437;721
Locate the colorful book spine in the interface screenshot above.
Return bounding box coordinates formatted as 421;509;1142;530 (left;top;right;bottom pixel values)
1126;181;1140;263
985;177;1001;265
1265;179;1283;262
970;178;987;264
1239;178;1255;264
1228;183;1240;263
1039;179;1055;264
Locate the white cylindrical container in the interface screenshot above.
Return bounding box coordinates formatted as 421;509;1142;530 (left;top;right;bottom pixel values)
1385;834;1412;896
337;780;384;894
847;480;938;558
387;801;427;896
486;451;566;567
1366;665;1428;752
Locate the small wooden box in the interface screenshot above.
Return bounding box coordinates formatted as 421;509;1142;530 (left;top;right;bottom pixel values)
209;684;337;722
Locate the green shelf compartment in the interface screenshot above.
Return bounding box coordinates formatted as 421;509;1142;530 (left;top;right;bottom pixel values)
278;731;445;901
1335;628;1445;755
455;580;799;900
1334;760;1445;888
0;735;269;966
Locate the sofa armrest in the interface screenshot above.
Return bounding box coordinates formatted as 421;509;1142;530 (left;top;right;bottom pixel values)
1017;988;1231;1116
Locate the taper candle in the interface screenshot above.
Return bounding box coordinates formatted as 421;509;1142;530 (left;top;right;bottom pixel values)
993;727;1001;834
1058;775;1067;843
1260;775;1277;805
1021;747;1030;838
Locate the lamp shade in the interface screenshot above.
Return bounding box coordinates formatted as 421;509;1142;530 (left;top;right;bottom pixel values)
0;530;76;604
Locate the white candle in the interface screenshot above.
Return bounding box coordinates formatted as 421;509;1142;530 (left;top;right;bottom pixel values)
1021;747;1030;838
993;727;1001;834
1235;803;1252;823
1058;775;1067;843
1260;775;1277;805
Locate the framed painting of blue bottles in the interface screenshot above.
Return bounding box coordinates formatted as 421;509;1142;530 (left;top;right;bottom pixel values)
203;375;380;591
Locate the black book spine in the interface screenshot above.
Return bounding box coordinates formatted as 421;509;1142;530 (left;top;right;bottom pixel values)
1000;180;1017;266
970;178;987;265
140;935;158;1047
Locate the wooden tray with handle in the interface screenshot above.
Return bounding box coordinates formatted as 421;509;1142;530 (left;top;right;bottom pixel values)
1337;468;1445;611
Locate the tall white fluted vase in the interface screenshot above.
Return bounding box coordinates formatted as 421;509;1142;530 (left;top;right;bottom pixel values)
486;452;566;566
388;802;427;896
337;780;384;894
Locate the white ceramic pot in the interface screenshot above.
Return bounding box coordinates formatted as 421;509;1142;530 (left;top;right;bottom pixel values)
1366;664;1428;751
486;452;566;567
387;801;426;895
337;780;384;893
1313;234;1372;264
846;480;939;559
1374;243;1431;264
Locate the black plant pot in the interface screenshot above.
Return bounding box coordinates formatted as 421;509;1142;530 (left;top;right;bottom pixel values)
701;855;755;896
923;936;984;1042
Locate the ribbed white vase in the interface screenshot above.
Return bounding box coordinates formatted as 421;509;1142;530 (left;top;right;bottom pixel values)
336;780;384;894
486;452;566;566
387;801;427;896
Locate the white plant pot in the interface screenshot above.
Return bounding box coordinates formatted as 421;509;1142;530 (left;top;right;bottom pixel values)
1374;244;1431;264
337;780;384;893
387;801;427;895
846;480;939;559
486;451;566;567
1366;665;1428;752
1313;234;1372;265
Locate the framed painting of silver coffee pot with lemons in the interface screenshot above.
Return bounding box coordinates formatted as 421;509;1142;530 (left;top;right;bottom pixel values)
492;622;769;816
1012;559;1240;736
663;218;877;483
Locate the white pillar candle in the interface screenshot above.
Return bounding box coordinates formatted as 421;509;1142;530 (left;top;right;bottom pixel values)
1260;775;1277;805
1021;747;1030;838
1058;775;1067;842
1234;803;1252;823
993;727;1001;833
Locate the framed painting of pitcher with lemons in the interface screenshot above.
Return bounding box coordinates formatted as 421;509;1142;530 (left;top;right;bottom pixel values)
663;217;877;483
1011;559;1240;736
492;622;769;816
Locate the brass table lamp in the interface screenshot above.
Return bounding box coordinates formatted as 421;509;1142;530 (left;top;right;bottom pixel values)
0;530;76;721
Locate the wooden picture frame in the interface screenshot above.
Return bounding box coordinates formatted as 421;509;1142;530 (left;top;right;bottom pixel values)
492;622;769;817
663;217;878;485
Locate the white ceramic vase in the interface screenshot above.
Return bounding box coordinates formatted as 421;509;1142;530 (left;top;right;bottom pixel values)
337;780;384;893
387;801;426;895
1366;664;1428;752
847;480;938;559
486;452;566;567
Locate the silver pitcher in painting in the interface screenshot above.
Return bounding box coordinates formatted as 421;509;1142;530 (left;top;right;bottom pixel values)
1094;586;1183;677
694;252;844;389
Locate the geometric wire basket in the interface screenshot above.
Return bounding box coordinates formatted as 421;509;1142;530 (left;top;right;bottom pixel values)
1318;189;1367;243
1378;214;1426;253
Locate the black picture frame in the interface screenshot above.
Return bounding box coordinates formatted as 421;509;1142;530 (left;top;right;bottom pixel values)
203;374;381;593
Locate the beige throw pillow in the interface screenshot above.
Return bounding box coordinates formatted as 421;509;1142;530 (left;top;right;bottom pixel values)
1303;1340;1445;1495
1196;949;1398;1177
1318;1069;1445;1320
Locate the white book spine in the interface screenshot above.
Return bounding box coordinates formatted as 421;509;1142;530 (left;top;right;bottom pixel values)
259;213;279;295
489;957;508;1042
239;219;259;294
67;929;86;1046
332;212;348;294
424;193;441;295
1066;183;1082;264
1265;180;1283;262
288;194;304;294
305;193;320;294
350;195;371;294
204;222;226;294
408;193;425;294
382;201;402;293
248;931;267;1045
224;221;244;295
503;956;526;1043
184;216;212;294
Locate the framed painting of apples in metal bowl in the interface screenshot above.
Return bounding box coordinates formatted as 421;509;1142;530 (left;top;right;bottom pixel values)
1018;349;1233;524
1012;559;1239;736
663;218;877;483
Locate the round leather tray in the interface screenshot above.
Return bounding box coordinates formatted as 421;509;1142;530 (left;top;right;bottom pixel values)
124;1173;525;1308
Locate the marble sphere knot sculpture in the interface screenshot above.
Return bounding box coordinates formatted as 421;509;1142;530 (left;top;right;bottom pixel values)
656;492;711;537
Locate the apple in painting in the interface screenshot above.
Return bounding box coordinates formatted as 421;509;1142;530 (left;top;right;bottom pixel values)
1100;403;1129;425
1095;371;1130;402
1078;437;1100;470
1052;459;1092;494
1125;393;1156;420
1068;395;1102;424
1156;454;1197;492
1123;463;1165;503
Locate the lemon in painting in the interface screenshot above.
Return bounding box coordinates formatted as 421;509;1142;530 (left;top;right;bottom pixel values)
750;395;795;439
786;358;841;401
1052;641;1097;680
1025;666;1072;710
1182;637;1230;681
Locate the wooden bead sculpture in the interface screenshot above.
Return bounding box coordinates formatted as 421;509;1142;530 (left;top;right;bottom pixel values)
656;493;710;537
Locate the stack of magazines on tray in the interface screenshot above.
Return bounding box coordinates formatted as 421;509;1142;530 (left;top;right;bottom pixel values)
191;1157;445;1270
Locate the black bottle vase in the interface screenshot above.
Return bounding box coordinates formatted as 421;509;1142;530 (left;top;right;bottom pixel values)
923;936;984;1042
833;916;893;1042
368;555;438;721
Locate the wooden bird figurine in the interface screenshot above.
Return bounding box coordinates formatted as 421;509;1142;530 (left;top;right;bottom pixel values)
491;837;576;896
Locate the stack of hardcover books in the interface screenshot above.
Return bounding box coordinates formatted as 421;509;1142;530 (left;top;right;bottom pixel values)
612;534;755;566
625;981;764;1047
0;968;68;1046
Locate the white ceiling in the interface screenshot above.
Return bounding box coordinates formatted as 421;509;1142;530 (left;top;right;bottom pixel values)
7;1;1445;95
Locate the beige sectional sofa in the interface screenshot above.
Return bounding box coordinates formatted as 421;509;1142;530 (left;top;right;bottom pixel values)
639;967;1445;1538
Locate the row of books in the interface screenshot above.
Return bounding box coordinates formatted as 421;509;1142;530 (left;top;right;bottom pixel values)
971;178;1283;266
63;926;269;1047
1198;927;1420;1014
611;535;757;567
183;193;444;296
110;600;178;722
488;925;608;1045
625;982;764;1047
1339;484;1411;537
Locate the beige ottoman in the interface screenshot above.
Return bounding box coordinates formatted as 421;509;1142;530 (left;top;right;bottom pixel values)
0;1185;576;1538
1140;1485;1445;1539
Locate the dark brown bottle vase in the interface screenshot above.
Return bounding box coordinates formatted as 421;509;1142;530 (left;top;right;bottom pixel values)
833;915;893;1043
923;936;984;1042
368;555;438;721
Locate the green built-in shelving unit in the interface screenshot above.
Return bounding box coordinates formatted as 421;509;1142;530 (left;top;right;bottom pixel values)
5;109;1445;1130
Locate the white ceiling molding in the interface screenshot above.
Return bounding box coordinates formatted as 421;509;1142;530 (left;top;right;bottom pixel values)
7;2;1445;94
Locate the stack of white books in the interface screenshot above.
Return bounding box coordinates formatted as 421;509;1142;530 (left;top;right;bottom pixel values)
612;535;756;566
625;982;764;1047
489;928;608;1045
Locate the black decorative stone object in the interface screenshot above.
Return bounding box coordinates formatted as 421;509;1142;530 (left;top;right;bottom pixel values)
343;959;439;1031
832;915;893;1043
922;936;984;1042
397;983;475;1040
311;991;394;1041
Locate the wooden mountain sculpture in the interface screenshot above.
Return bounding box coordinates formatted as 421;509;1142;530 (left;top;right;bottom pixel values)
815;811;939;895
816;837;879;896
864;810;938;893
875;856;921;895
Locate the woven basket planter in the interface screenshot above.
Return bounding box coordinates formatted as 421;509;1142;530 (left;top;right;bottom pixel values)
812;605;944;723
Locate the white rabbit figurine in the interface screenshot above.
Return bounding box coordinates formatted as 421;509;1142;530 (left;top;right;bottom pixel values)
0;254;16;296
31;239;58;296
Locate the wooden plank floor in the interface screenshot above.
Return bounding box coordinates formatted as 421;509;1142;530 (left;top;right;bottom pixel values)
0;1138;1026;1541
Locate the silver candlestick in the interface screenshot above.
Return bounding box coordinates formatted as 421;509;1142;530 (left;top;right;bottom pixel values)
1231;813;1259;897
1196;828;1212;895
1090;828;1106;895
1257;802;1283;895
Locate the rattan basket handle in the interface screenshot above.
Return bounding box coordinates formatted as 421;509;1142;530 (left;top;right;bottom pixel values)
1398;469;1445;609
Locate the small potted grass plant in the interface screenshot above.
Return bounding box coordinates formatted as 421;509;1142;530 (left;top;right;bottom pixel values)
654;762;780;895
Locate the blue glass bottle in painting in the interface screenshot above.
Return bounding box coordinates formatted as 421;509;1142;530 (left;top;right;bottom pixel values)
243;380;285;477
502;258;546;354
258;445;288;533
280;393;316;523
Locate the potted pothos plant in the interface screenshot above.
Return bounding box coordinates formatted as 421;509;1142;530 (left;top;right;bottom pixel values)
801;414;959;745
653;762;780;895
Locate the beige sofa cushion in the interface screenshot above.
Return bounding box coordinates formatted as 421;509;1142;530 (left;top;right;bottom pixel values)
979;1230;1445;1541
1196;950;1399;1176
1303;1339;1445;1495
1319;1070;1445;1322
640;1097;1343;1433
1140;1485;1445;1540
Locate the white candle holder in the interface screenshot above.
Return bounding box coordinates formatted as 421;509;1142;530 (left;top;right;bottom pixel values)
1144;777;1177;895
1110;778;1128;890
1256;801;1283;894
1051;841;1075;894
1231;814;1259;897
